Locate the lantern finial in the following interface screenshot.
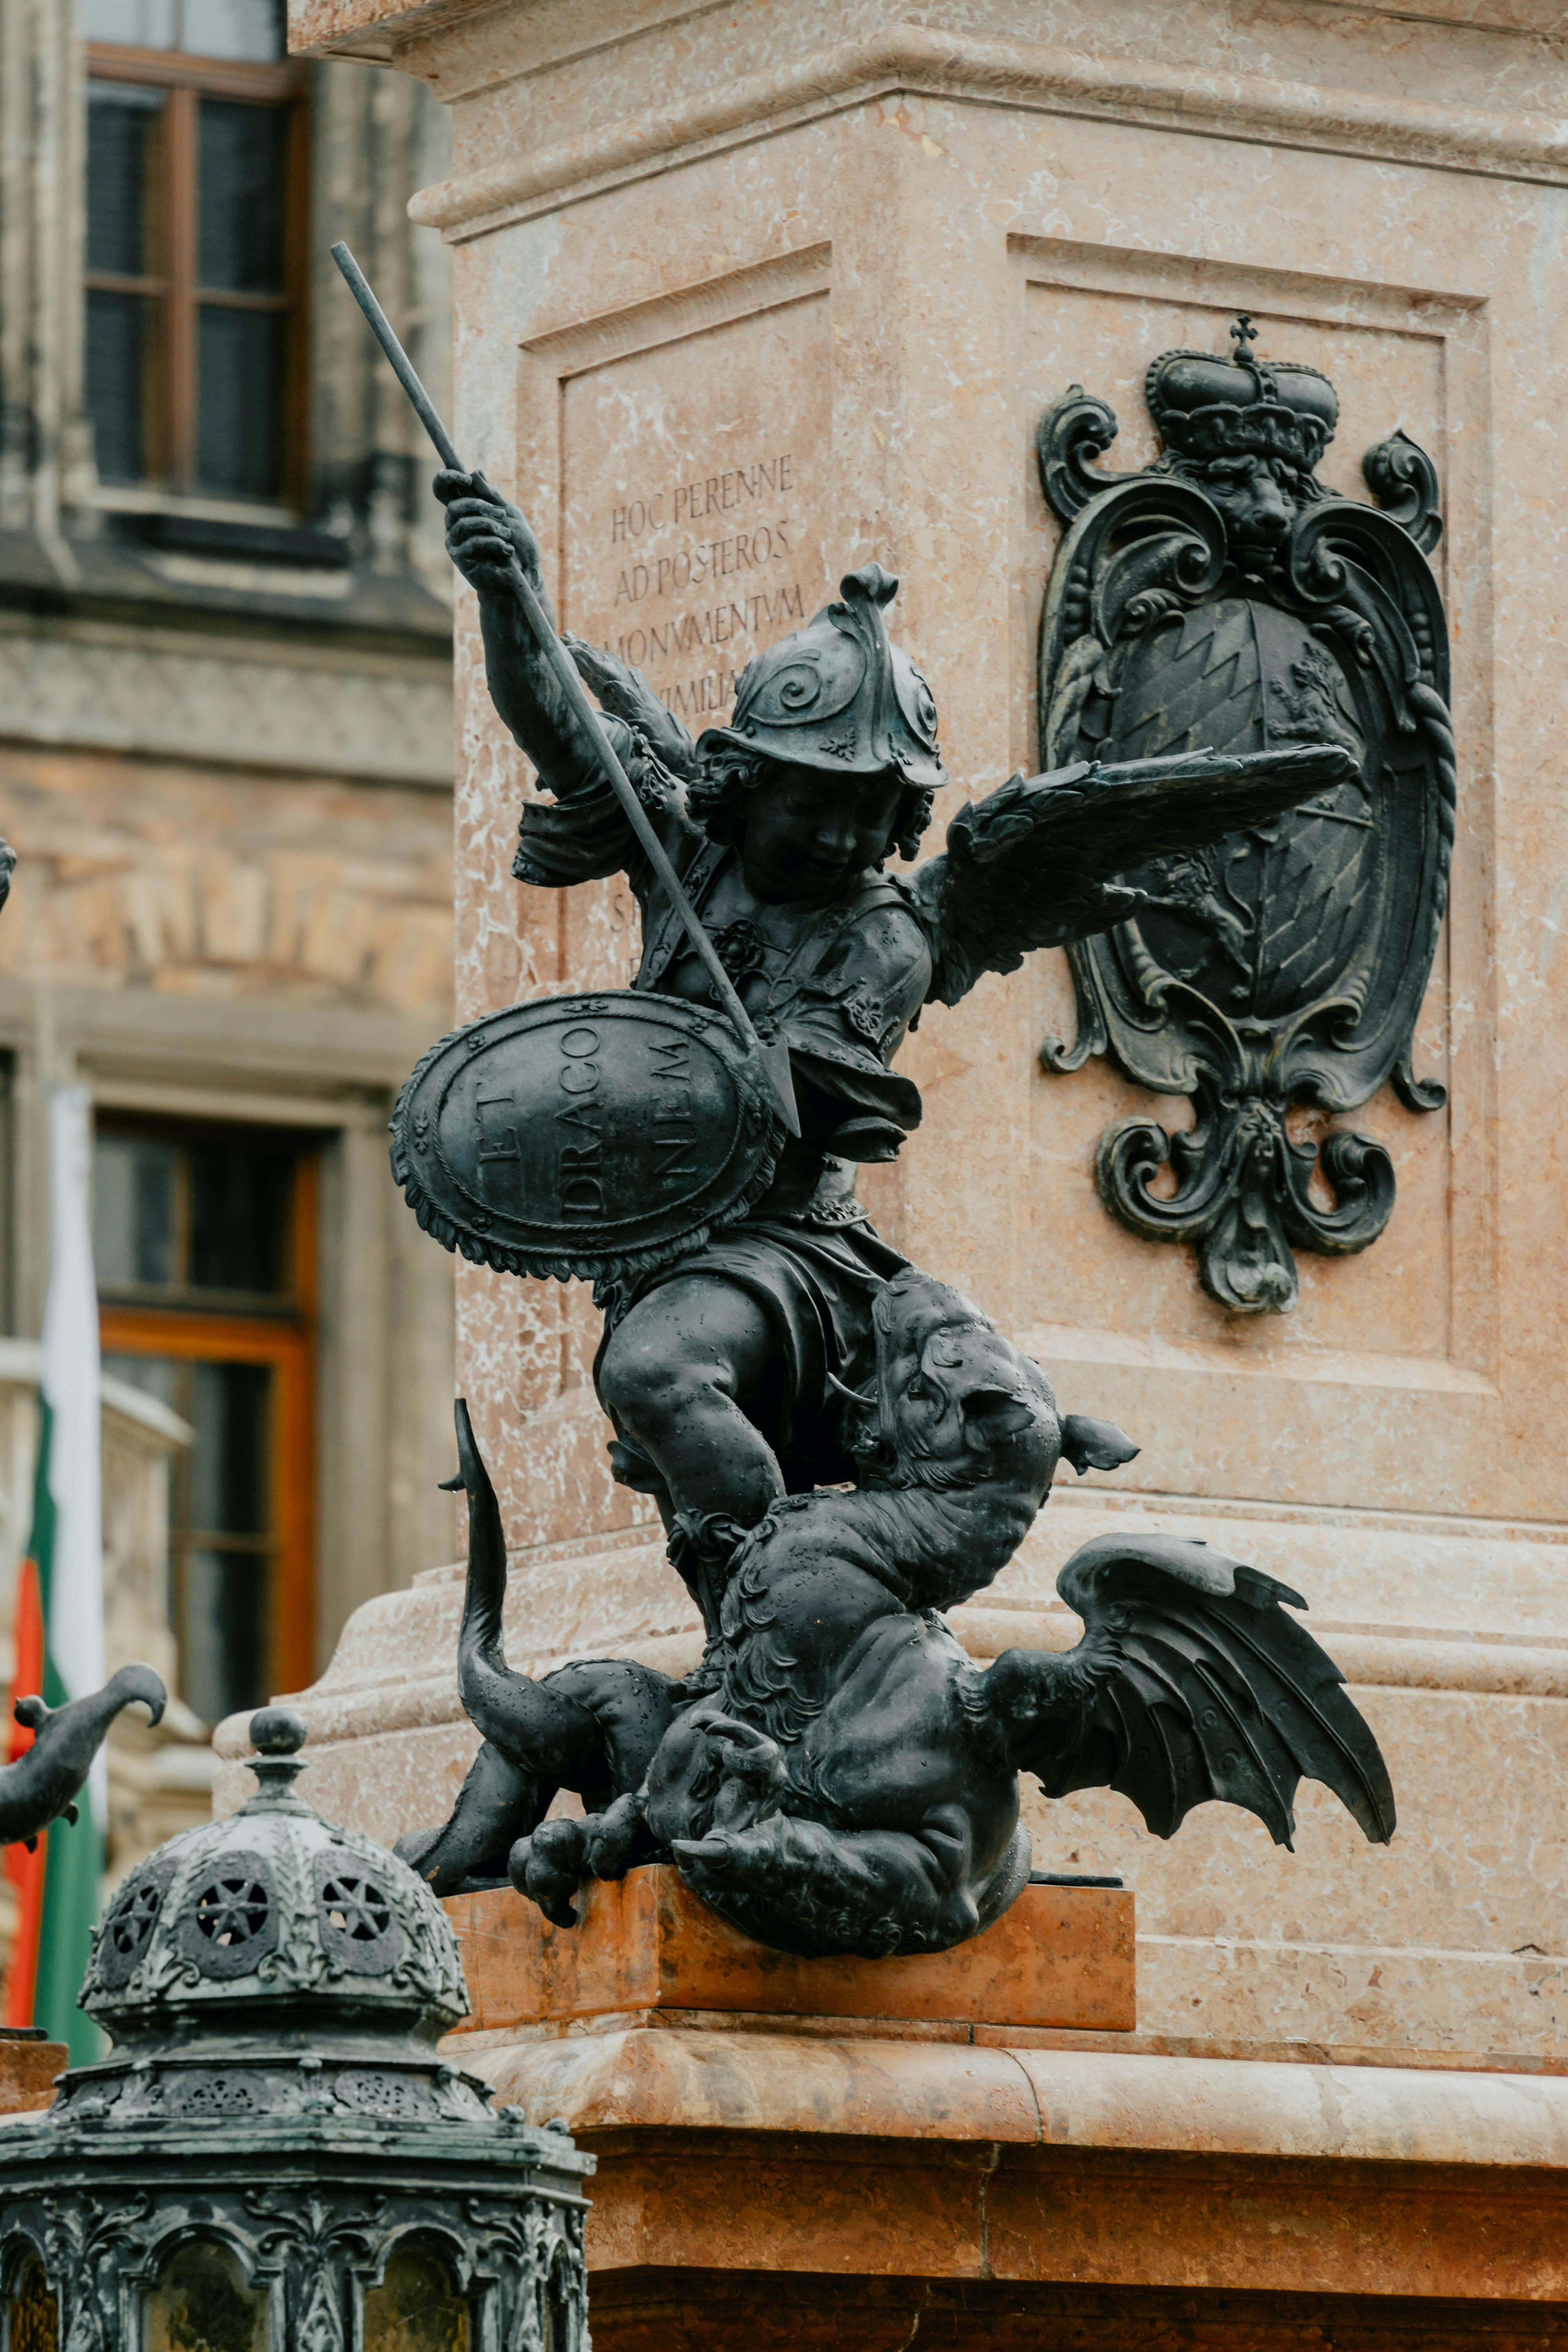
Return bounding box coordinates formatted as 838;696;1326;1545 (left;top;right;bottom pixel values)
243;1704;309;1804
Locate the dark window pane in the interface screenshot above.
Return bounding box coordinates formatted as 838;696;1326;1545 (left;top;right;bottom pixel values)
87;83;162;276
81;0;176;42
147;2239;266;2352
86;293;153;486
363;2243;471;2352
93;1135;178;1287
86;291;152;483
188;1138;292;1294
180;0;284;60
6;2254;59;2352
183;1546;269;1728
198;100;284;292
188;1360;269;1535
196;305;282;498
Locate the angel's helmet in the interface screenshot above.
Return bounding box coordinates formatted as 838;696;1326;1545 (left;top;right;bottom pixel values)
690;566;949;861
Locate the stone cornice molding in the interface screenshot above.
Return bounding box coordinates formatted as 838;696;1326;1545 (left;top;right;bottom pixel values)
408;21;1568;239
288;0;495;60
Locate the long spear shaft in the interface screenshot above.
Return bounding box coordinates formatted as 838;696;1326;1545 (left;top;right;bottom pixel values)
330;240;799;1139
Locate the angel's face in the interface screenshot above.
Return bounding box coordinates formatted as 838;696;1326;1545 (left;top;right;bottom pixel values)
740;762;903;902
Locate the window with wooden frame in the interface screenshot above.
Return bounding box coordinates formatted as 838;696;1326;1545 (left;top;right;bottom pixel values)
93;1117;317;1728
83;1;307;506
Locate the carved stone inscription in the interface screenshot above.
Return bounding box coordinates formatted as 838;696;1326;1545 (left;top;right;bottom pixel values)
605;450;803;720
561;294;832;730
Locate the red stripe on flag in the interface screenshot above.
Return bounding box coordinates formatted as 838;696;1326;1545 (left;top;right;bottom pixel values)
3;1558;47;2026
7;1557;43;1760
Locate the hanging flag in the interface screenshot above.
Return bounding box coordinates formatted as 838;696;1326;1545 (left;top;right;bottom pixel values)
1;1480;47;2029
1;1088;104;2061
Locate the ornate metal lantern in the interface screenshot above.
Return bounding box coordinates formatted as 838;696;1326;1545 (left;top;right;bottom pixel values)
0;1707;592;2350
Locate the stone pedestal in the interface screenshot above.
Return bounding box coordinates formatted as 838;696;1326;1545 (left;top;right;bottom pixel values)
436;1882;1568;2348
445;1869;1137;2037
0;2033;61;2114
255;0;1568;2327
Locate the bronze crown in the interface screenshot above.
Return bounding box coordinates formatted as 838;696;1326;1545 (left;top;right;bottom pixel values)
1146;320;1338;473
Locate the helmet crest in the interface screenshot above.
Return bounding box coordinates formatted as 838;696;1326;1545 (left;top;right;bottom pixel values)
699;564;948;790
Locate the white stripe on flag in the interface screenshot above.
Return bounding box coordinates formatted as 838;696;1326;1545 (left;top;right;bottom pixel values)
42;1086;105;1818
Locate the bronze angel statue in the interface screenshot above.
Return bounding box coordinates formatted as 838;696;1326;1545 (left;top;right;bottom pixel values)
425;472;1354;1666
379;459;1393;1955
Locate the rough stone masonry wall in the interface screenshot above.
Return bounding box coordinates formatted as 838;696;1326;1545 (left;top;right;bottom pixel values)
0;740;450;1018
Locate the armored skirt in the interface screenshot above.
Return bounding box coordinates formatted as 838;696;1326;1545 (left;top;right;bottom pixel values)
595;1212;909;1503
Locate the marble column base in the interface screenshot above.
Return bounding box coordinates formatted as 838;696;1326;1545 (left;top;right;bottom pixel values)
438;1887;1568;2347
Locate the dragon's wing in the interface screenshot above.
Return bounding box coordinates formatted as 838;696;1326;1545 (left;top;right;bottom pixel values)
914;744;1359;1007
1040;1531;1395;1848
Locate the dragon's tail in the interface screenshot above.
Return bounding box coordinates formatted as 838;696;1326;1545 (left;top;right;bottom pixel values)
443;1399;512;1719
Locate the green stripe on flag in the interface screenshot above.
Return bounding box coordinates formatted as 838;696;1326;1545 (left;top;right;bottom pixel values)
27;1401;60;1709
25;1399;104;2063
33;1807;102;2061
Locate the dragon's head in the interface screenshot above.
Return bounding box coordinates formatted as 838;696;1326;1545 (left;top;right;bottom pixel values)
837;1270;1137;1500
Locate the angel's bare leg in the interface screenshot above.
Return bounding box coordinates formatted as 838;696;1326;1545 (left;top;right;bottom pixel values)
598;1277;786;1626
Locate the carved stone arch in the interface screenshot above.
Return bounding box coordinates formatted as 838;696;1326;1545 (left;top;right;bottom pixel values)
539;2233;586;2352
361;2217;483;2295
0;2227;53;2282
126;2216;276;2287
0;2237;56;2352
359;2225;484;2349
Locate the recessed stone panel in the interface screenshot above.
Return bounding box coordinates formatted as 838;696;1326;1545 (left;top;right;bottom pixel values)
556;289;833;735
1010;243;1483;1392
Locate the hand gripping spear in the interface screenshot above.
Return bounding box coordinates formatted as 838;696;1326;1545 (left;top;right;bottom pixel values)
331;241;799;1139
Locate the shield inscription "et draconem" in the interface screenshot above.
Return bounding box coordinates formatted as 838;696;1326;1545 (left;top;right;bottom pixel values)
389;993;785;1285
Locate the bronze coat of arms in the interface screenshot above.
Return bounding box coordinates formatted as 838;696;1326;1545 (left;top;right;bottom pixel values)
1036;318;1455;1313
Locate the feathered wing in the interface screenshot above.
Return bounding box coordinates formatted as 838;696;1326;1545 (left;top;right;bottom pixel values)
914;743;1359;1007
1036;1532;1395;1849
565;635;701;777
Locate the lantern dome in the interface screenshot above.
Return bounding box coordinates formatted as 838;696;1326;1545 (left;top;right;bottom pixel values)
0;1708;593;2352
80;1706;467;2042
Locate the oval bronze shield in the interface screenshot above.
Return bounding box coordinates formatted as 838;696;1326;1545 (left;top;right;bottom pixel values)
390;992;785;1283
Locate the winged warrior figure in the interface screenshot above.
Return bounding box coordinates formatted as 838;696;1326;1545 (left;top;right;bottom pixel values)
405;476;1390;1952
441;475;1354;1673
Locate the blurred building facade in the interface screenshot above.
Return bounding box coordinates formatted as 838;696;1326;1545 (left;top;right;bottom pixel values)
0;0;456;1850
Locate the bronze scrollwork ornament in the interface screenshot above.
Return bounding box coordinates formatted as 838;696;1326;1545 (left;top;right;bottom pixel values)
1036;316;1455;1313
